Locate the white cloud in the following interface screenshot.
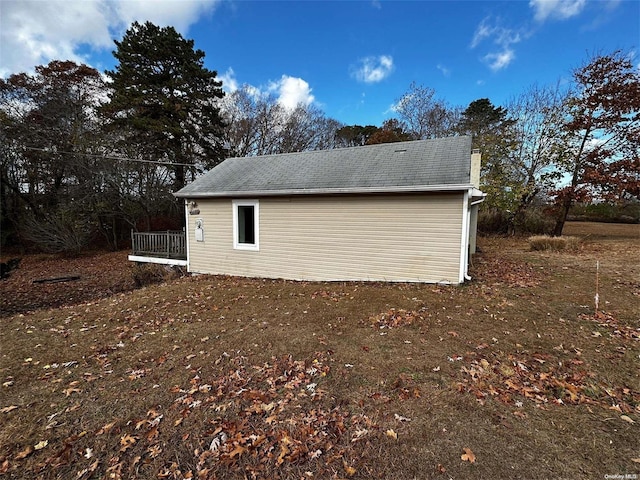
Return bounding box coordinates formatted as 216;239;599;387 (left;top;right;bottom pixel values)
350;55;394;84
437;63;451;77
114;0;217;33
0;0;219;78
223;74;315;111
219;68;239;93
269;75;315;110
470;17;522;71
470;19;494;49
529;0;587;22
483;49;516;72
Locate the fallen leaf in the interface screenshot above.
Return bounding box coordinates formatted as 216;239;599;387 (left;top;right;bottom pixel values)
447;331;459;337
385;429;398;440
15;445;33;460
276;443;290;466
436;463;446;473
631;458;640;464
119;434;137;452
1;405;19;413
265;414;277;424
97;421;116;435
620;415;635;424
394;413;412;422
309;449;322;459
146;426;159;441
148;444;163;458
343;462;357;477
34;440;48;450
229;445;247;458
461;447;476;463
63;387;81;397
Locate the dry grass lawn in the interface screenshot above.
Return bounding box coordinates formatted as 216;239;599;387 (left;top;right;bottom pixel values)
0;221;638;479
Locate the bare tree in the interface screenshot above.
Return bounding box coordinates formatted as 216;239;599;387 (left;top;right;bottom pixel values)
224;86;342;156
393;82;460;139
505;83;567;224
224;87;281;157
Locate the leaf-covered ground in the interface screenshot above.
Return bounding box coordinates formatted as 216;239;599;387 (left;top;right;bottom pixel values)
0;222;638;479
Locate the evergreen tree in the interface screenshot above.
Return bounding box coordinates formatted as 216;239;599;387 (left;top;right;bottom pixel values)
457;99;517;220
103;21;227;192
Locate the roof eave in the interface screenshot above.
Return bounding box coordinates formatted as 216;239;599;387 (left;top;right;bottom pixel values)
174;183;477;198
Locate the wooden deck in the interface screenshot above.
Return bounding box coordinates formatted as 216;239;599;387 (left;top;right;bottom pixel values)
129;231;187;265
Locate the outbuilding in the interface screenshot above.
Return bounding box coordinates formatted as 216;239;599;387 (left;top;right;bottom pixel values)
174;136;484;284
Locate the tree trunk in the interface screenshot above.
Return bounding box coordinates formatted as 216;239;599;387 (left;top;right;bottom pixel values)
553;201;571;237
174;163;185;192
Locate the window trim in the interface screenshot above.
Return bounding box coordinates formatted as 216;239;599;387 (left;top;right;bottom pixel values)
232;199;259;251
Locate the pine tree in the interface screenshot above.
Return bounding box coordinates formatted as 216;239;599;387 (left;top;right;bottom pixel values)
104;21;227;191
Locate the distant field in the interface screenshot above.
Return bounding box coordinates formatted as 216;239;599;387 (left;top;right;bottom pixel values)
1;222;638;479
564;220;640;239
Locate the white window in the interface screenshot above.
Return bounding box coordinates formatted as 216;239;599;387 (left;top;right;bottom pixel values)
232;200;259;251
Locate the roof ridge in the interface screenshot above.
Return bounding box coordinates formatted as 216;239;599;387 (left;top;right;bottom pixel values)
225;136;468;161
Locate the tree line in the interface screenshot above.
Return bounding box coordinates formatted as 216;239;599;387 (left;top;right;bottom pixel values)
1;21;638;254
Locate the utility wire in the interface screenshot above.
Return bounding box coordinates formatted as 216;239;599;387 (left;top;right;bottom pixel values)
24;146;194;167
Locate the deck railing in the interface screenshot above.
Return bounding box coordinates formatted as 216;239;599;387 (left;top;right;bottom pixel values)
131;230;186;260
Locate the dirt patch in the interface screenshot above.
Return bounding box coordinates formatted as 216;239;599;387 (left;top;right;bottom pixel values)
0;251;136;317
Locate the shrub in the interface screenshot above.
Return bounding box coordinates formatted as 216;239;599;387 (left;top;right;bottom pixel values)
515;209;555;235
20;212;92;256
131;262;184;287
479;207;555;235
529;235;581;252
478;208;510;234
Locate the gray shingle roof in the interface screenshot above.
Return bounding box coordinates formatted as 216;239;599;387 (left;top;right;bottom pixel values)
174;136;473;198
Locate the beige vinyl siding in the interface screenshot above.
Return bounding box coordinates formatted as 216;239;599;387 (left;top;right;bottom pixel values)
187;193;464;283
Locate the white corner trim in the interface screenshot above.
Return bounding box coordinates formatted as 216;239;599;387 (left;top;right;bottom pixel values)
459;190;471;284
185;201;191;272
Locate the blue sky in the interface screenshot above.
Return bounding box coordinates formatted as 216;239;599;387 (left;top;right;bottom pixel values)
1;0;638;126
